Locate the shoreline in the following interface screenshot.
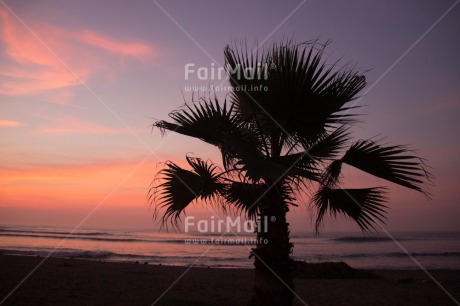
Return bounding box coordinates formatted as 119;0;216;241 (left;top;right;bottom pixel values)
3;248;458;271
1;254;459;305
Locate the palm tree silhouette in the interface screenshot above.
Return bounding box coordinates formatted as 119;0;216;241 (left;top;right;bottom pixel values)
149;40;432;306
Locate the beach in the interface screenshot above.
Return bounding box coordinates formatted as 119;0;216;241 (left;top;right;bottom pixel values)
1;255;459;306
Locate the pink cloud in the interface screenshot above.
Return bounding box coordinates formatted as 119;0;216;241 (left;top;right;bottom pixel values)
0;7;153;97
37;117;127;135
0;120;24;127
77;30;152;57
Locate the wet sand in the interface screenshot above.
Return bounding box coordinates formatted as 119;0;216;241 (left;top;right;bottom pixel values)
1;255;459;305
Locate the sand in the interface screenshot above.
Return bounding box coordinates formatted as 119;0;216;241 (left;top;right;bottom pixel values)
1;255;459;305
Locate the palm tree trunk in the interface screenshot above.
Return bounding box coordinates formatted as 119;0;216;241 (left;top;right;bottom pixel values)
250;185;295;306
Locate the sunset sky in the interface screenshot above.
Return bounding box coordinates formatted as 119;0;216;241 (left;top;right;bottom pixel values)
1;0;459;232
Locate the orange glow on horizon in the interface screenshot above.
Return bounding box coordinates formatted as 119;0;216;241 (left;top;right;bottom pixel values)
0;160;154;208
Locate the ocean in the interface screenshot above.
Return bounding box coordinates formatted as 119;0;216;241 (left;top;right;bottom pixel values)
1;225;459;270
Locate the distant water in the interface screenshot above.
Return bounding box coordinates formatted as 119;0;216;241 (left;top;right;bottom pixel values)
0;225;459;270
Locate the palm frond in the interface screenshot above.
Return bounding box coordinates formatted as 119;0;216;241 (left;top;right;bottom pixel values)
305;126;351;160
224;40;365;144
321;159;343;187
233;146;318;182
269;152;319;181
149;156;224;227
224;42;267;122
154;98;268;171
341;140;433;197
312;186;388;232
222;180;297;219
153;98;237;147
222;182;266;219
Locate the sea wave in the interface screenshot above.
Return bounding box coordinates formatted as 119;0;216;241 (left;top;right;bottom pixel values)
0;232;152;243
332;233;460;243
0;227;112;237
0;248;117;259
0;248;246;264
332;237;402;243
387;251;460;258
329;251;460;259
0;232;265;245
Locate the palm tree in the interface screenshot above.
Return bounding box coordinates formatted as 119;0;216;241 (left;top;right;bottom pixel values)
149;40;432;306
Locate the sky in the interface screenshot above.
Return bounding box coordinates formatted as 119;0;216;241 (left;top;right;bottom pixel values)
0;0;459;233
